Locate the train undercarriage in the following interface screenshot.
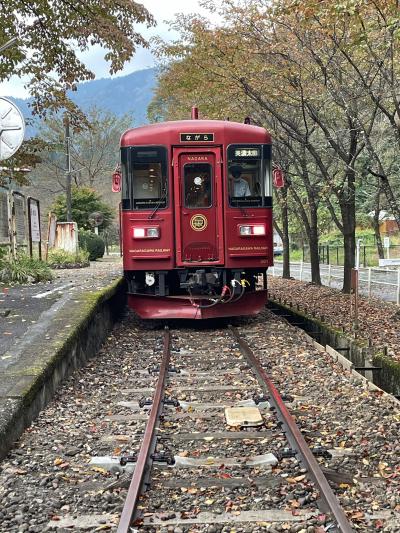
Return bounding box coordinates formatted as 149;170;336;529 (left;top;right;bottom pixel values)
126;267;268;319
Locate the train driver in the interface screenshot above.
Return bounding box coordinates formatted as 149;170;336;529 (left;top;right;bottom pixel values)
229;165;251;197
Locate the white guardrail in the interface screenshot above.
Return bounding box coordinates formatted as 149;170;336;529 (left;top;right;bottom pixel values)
269;261;400;305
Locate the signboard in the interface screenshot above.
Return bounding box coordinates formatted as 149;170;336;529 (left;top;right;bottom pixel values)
0;189;9;243
234;148;260;158
13;193;26;244
180;133;214;142
28;198;41;242
379;258;400;266
384;237;390;248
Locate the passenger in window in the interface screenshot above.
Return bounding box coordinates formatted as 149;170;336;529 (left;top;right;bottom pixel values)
229;165;251;197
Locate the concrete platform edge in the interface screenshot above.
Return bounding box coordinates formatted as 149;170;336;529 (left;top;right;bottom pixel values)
0;277;126;461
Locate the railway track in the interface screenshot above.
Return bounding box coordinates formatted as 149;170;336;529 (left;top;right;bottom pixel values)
2;311;398;532
116;325;354;533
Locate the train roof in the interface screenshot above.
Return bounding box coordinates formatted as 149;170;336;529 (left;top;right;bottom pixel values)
121;119;272;147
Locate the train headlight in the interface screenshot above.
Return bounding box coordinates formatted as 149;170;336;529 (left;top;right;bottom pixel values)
239;225;266;236
133;227;160;239
252;225;266;236
240;226;252;236
146;227;160;238
133;228;145;238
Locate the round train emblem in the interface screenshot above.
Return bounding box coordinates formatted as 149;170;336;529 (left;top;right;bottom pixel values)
190;214;208;231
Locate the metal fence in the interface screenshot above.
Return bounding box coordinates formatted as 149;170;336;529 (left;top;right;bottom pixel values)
270;261;400;305
300;244;400;268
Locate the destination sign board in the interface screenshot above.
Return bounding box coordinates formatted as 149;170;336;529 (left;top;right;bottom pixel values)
234;148;260;157
180;133;214;142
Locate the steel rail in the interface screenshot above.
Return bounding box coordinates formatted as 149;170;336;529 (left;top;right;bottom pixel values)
117;327;171;533
229;326;354;533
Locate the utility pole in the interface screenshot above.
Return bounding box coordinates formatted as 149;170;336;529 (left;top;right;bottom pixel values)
64;114;72;222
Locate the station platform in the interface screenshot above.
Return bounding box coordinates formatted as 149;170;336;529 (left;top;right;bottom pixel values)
0;257;124;460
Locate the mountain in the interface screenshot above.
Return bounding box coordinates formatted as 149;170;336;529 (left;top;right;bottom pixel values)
8;67;157;134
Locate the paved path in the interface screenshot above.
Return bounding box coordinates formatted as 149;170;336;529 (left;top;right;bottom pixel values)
0;257;122;365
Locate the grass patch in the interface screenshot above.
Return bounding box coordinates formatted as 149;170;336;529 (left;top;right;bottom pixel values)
0;255;53;284
47;248;90;269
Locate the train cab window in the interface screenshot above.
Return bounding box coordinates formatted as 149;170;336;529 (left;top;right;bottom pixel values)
227;144;272;207
184;163;212;208
121;146;168;210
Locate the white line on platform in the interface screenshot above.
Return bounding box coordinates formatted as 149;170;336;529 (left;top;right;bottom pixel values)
32;283;73;299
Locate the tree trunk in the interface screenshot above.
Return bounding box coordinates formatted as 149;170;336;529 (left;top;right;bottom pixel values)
281;187;291;279
340;189;356;293
309;202;321;285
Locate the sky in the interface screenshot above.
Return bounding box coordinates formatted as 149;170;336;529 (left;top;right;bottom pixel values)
0;0;213;99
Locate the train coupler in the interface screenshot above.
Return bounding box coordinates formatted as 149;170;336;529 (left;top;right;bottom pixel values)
151;451;175;465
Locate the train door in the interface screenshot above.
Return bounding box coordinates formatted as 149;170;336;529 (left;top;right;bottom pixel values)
173;147;224;266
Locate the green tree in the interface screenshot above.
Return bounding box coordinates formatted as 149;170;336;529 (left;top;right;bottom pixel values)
51;186;114;230
0;1;154;120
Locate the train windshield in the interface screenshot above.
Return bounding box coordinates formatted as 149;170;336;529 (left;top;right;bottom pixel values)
121;146;168;210
227;144;272;207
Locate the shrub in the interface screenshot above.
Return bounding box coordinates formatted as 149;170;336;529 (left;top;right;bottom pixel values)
47;248;90;269
0;255;53;284
79;230;105;260
51;186;114;230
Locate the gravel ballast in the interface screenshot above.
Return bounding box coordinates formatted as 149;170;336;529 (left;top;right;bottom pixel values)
268;276;400;363
0;310;399;532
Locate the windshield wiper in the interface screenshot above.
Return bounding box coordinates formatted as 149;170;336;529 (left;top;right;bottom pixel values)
233;199;248;217
148;189;167;219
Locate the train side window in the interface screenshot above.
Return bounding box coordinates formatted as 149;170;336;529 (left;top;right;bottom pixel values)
127;146;168;210
184;163;212;208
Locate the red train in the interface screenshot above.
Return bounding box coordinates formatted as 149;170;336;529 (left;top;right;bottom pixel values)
113;109;274;319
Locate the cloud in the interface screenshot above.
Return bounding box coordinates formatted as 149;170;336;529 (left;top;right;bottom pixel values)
0;0;214;98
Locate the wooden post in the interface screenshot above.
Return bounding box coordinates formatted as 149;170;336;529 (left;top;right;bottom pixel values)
367;268;372;298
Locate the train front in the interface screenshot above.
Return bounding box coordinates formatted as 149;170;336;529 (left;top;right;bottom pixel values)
118;119;273;319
